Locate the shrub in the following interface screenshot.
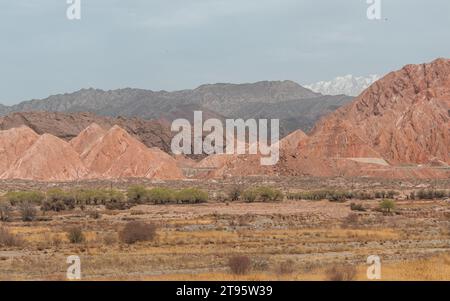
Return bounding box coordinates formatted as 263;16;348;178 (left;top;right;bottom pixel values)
66;227;86;244
255;187;284;202
252;258;270;271
127;186;149;204
4;191;45;206
415;189;449;200
326;265;357;281
0;204;13;222
242;189;258;203
41;200;66;212
105;201;128;210
102;232;117;245
228;186;242;202
19;202;37;222
119;221;157;244
228;255;252;275
88;211;101;219
379;199;396;213
242;187;283;203
47;189;76;210
148;188;175;204
175;188;208;204
74;189;108;205
104;190;128;210
350;203;366;212
0;227;23;247
342;213;360;228
276;259;296;275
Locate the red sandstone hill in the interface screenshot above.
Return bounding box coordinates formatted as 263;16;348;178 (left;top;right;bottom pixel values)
0;126;39;174
0;111;174;154
201;59;450;179
80;125;183;180
69;123;107;157
303;58;450;165
1;133;89;181
0;124;184;182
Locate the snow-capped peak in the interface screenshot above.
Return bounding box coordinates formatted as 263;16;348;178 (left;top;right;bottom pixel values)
305;74;380;96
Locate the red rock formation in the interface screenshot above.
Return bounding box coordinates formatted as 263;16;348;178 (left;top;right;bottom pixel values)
305;58;450;165
1;133;88;181
201;59;450;179
81;125;183;180
0;126;39;174
70;123;106;156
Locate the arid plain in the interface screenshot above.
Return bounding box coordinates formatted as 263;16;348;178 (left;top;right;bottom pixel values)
0;177;448;281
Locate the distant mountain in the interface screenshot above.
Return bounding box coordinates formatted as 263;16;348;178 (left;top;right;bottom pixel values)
0;81;353;135
305;74;380;96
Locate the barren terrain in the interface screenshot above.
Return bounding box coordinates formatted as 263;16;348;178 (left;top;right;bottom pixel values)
0;177;448;281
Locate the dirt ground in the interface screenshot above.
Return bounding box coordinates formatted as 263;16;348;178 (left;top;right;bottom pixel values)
0;178;449;281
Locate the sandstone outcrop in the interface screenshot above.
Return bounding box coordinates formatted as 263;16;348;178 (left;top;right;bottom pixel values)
1;133;88;181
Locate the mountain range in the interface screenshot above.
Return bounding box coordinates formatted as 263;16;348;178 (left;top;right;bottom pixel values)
0;58;448;181
199;58;450;179
0;81;353;136
305;74;380;96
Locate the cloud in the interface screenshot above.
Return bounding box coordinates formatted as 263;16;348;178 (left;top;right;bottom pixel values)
137;0;298;29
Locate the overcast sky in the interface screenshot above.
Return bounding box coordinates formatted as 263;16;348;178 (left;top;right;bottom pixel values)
1;0;449;105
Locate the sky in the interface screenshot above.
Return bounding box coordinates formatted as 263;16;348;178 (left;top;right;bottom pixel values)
1;0;449;105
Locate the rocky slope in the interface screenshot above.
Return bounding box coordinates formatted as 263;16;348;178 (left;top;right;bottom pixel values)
0;111;174;154
0;126;39;173
1;134;89;181
200;58;450;179
0;81;353;134
79;125;183;180
306;58;450;165
0;124;184;181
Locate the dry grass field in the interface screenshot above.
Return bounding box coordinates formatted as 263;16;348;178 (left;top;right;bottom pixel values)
0;177;449;281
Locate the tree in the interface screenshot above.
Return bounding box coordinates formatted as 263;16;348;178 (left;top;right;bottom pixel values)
379;199;396;214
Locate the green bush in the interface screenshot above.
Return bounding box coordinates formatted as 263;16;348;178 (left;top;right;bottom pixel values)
287;190;400;202
242;189;258;203
175;188;208;204
255;187;284;202
148;188;175;204
379;199;396;213
127;186;150;204
414;189;449;200
242;187;283;203
4;191;45;206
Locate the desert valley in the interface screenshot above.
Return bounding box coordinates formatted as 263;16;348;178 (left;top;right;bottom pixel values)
0;59;449;281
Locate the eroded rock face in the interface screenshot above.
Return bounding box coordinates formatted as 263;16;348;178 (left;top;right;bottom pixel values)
1;133;89;181
81;125;183;180
200;59;450;179
0;126;39;174
305;58;450;165
70;123;106;157
0;123;184;181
